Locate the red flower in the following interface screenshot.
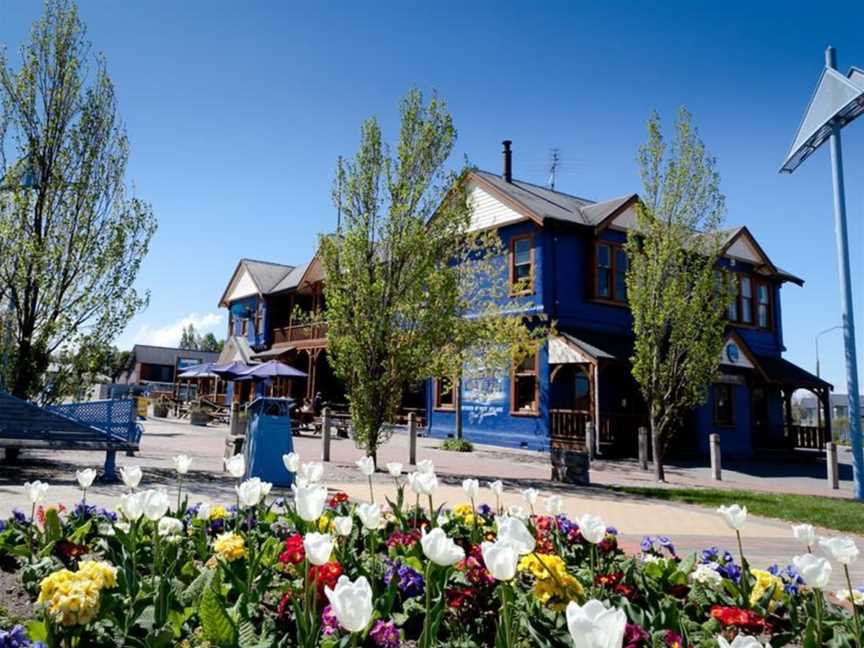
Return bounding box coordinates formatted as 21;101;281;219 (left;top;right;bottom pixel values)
595;572;624;589
710;606;769;633
456;545;495;586
446;586;478;610
54;540;88;564
328;492;349;508
279;534;305;565
309;561;343;600
667;584;690;599
598;536;618;554
277;592;293;619
664;630;687;648
386;529;421;549
614;582;640;602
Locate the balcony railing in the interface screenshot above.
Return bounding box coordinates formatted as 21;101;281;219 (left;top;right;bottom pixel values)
272;322;328;345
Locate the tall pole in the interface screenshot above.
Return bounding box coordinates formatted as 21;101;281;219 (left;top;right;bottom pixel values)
825;46;863;499
815;325;843;431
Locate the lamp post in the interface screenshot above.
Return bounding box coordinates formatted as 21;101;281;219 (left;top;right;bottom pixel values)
815;325;843;430
781;46;864;499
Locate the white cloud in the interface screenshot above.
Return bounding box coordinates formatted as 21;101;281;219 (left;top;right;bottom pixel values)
131;312;225;347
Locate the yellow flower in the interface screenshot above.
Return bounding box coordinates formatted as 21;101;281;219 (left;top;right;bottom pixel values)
749;569;784;608
318;513;335;533
37;561;116;626
209;505;229;520
213;532;246;562
452;503;475;526
517;553;584;609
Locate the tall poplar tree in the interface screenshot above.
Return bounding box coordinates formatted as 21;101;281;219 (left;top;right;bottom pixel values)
0;0;156;399
626;108;735;481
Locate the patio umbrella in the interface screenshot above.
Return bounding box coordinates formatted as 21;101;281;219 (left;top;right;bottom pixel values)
235;360;307;380
210;361;251;378
177;363;216;378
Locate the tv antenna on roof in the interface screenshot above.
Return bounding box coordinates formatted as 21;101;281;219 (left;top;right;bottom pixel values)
547;148;561;190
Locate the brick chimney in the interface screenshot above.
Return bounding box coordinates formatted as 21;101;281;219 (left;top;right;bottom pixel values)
502;140;512;183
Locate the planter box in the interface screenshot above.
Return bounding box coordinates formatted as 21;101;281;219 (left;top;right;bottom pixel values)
550;446;589;485
189;411;209;427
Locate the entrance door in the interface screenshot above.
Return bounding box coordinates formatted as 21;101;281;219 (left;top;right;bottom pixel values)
751;386;771;448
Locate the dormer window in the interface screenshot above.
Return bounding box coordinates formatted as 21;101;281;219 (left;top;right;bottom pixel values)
509;234;534;295
727;273;772;330
595;242;628;303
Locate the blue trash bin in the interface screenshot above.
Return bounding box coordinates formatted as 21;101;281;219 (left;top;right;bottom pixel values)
244;397;295;487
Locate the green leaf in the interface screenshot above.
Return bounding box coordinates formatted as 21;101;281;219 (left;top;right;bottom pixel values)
181;567;215;606
199;572;238;647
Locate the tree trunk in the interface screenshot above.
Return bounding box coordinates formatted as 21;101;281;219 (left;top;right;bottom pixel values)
650;418;665;482
455;376;463;440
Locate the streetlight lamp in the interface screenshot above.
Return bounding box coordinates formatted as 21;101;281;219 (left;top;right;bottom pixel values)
781;47;864;500
815;325;843;430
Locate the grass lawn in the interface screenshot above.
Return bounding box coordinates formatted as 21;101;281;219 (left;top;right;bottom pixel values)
612;485;864;535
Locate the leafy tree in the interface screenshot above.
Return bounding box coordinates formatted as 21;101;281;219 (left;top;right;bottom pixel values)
0;0;156;399
179;324;200;350
320;89;543;465
41;340;127;404
625;108;735;482
199;332;224;353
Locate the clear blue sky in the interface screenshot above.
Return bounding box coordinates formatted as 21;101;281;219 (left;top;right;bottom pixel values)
1;1;862;392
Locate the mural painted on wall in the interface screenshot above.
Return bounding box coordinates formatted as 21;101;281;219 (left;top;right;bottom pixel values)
462;355;507;424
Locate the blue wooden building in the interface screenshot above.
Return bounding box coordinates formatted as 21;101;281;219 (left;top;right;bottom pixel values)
425;142;832;459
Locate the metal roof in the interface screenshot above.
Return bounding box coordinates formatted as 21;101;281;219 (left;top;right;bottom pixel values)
131;345;220;366
270;260;311;294
242;259;295;293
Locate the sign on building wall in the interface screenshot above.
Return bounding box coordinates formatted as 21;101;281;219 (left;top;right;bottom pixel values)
461;354;507;424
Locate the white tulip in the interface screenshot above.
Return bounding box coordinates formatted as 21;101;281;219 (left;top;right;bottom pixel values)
716;635;769;648
421;527;465;566
158;516;184;537
410;470;438;495
260;481;273;497
236;478;264;508
324;575;374;633
578;514;607;545
481;540;519;581
294;484;328;522
283;452;300;473
819;536;860;565
172;454;192;475
119;465;142;489
355;456;375;477
115;520;131;534
356;502;381;530
793;553;832;589
76;469;97;490
717;504;747;531
224;454;245;478
416;459;435;474
303;532;334;566
333;516;353;537
565;599;626;648
495;516;535;555
23;480;49;505
690;563;722;587
298;462;324;485
507;505;529;521
462;478;480;500
488;480;504;497
142;489;170;521
196;503;212;521
119;492;145;521
792;523;816;547
386;462;403;478
836;588;864;606
545;495;563;516
521;488;539;508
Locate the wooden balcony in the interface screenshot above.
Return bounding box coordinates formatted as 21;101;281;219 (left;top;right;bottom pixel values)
271;322;328;345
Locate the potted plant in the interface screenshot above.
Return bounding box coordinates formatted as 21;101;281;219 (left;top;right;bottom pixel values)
189;400;209;427
152;395;170;418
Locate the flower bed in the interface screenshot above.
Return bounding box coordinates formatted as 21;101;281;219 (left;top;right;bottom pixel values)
0;456;861;647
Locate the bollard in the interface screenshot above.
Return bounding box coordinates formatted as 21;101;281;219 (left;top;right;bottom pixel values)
585;422;595;461
408;412;417;466
709;433;722;481
638;426;649;470
321;407;332;462
827;442;839;490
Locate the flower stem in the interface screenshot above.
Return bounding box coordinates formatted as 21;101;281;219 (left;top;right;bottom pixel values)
815;588;824;645
845;564;862;645
421;561;434;648
368;475;374;503
499;583;513;647
428;495;435;527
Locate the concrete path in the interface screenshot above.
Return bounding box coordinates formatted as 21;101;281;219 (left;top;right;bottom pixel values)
0;416;861;590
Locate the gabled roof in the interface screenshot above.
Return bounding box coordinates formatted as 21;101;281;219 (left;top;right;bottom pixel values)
270;261;310;294
218;258;294;306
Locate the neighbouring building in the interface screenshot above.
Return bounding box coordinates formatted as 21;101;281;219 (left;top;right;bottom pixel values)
218;140;832;459
117;344;220;390
799;393;863;442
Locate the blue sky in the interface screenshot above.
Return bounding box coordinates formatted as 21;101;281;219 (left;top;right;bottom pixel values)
1;1;862;392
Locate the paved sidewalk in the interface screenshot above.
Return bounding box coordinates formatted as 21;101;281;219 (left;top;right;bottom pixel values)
0;416;861;589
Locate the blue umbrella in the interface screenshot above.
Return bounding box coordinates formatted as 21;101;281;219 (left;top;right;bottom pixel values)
177;362;216;378
236;360;307;380
210;361;250;378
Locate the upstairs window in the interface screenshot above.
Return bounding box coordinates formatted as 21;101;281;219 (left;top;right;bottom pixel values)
595;242;627;303
509;235;534;295
434;376;455;410
740;276;753;324
756;282;771;329
714;383;734;426
727;274;771;330
511;352;539;415
256;303;265;336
